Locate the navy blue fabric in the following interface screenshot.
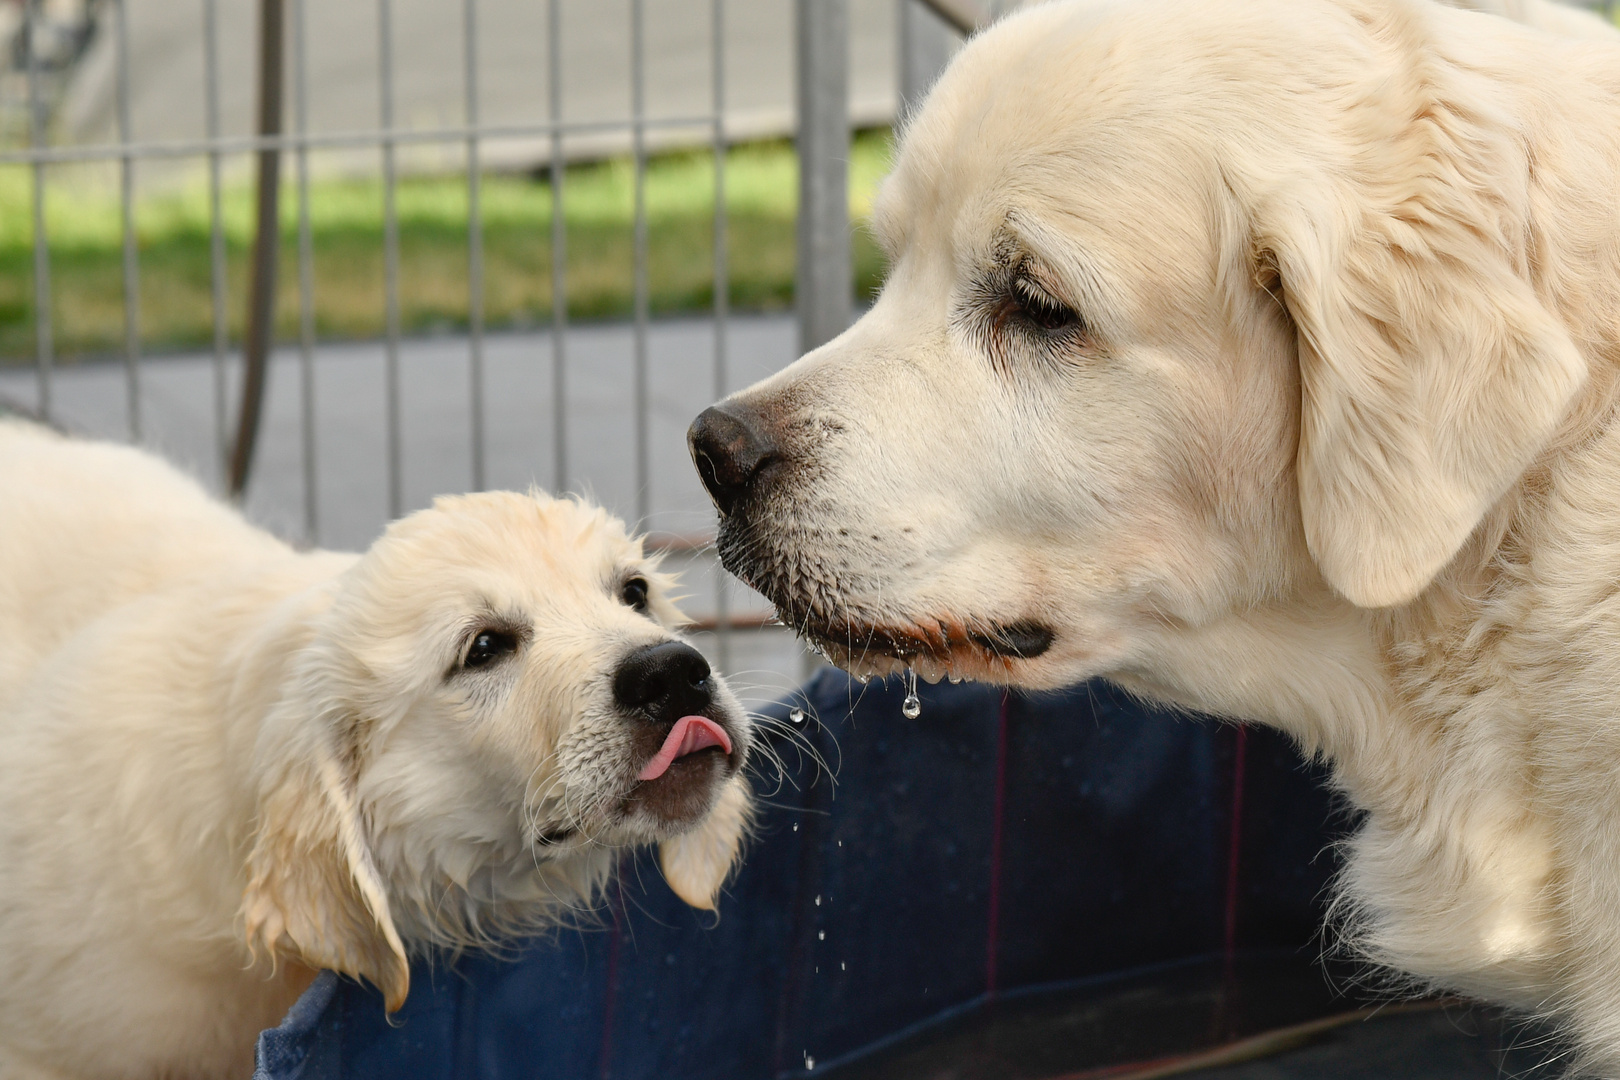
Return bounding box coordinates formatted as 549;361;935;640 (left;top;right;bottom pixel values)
253;970;340;1080
256;672;1342;1079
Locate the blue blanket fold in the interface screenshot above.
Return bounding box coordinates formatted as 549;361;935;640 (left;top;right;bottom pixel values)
255;672;1343;1080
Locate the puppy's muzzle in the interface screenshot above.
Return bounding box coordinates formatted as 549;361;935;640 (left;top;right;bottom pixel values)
688;403;779;517
615;641;737;793
614;640;716;729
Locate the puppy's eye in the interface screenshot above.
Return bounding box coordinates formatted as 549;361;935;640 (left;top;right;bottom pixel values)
620;577;650;613
464;629;519;669
1011;276;1082;334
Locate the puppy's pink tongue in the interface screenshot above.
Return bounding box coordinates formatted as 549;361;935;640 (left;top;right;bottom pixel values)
637;716;733;781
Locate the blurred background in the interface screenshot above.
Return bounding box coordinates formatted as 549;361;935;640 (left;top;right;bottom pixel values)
4;0;1613;689
0;0;993;697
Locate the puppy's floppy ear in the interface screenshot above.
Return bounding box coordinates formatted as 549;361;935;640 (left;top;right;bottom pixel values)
659;775;752;911
1256;114;1586;608
242;752;410;1011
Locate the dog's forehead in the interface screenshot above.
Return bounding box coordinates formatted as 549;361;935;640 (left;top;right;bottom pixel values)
874;0;1308;332
883;5;1215;252
880;2;1153;228
366;491;642;603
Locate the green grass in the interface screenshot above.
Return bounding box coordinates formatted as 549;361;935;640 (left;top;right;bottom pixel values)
0;129;896;362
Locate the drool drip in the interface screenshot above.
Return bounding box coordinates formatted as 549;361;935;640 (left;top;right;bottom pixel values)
901;667;922;720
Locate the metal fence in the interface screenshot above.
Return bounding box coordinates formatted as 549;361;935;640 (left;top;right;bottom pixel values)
1;0;976;680
6;0;1614;675
10;0;744;498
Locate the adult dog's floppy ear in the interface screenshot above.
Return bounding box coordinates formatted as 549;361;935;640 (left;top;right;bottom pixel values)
659;775;752;911
1257;93;1586;607
242;752;410;1011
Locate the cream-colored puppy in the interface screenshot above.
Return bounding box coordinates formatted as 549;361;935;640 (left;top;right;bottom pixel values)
0;419;752;1080
690;0;1620;1072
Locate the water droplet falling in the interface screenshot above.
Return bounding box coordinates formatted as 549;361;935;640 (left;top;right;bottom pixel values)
818;930;826;940
806;1054;816;1070
792;822;799;832
814;894;821;906
789;707;805;724
841;961;847;970
901;667;922;720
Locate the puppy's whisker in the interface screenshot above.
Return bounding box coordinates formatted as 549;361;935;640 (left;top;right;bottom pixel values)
748;715;835;788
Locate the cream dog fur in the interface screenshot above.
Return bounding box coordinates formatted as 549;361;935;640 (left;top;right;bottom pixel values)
688;0;1620;1072
0;420;752;1080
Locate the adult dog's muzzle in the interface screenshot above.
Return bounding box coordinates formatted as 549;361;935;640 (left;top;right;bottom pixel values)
687;402;781;518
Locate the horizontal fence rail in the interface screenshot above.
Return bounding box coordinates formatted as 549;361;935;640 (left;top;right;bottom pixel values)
0;116;725;165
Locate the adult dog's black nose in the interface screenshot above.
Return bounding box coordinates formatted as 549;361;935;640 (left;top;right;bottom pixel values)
688;404;777;517
613;641;712;724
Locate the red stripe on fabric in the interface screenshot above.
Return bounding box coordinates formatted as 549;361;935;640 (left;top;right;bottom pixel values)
1222;725;1248;980
598;869;626;1080
986;690;1012;999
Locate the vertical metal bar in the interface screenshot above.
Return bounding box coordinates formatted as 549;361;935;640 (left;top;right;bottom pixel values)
229;0;284;495
26;0;52;419
899;0;914;116
380;0;403;518
631;0;649;526
464;0;486;491
115;0;142;440
711;0;731;671
900;0;956;119
711;4;728;411
294;0;317;540
911;0;982;35
204;0;228;471
548;0;568;495
795;0;850;356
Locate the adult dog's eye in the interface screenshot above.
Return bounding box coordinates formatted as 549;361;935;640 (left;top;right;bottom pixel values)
621;577;650;613
464;630;519;669
1011;276;1082;334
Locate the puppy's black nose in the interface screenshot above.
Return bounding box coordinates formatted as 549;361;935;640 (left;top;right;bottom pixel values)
613;641;712;724
688;404;777;517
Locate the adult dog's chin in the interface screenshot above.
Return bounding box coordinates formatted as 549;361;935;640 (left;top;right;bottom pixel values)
801;614;1056;685
716;517;1054;685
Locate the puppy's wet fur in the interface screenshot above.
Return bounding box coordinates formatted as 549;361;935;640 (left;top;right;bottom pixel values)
0;420;752;1079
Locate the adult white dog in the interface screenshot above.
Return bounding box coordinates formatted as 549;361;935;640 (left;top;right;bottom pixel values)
689;0;1620;1071
0;420;752;1080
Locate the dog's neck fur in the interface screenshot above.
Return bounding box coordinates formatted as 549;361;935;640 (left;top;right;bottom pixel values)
1115;375;1620;1028
1104;18;1620;1036
1116;554;1561;1003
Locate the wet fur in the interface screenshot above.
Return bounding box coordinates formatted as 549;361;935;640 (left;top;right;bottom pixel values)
709;0;1620;1072
0;421;752;1080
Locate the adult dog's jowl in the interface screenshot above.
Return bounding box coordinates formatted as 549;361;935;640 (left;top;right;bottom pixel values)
691;0;1620;1071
